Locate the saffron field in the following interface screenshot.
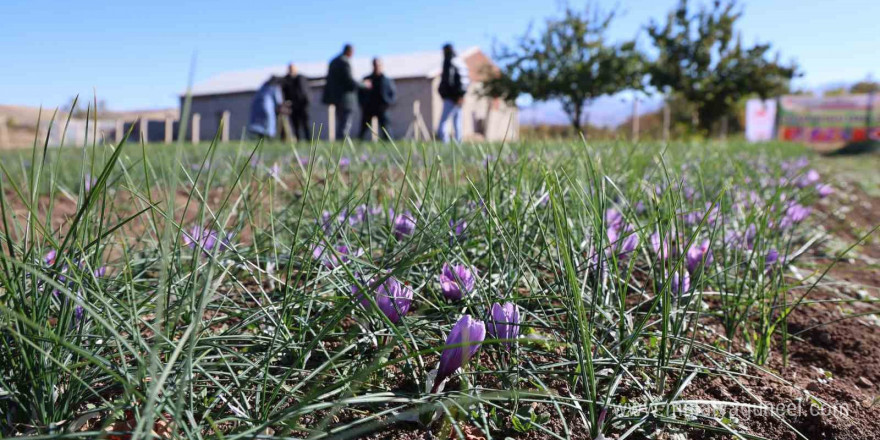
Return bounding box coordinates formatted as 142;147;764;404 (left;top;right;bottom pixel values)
0;134;878;439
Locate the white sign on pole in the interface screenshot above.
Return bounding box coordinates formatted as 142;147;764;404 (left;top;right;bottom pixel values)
745;99;777;142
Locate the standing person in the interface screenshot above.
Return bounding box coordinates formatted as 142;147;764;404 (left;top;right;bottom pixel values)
359;58;397;140
436;43;470;143
282;63;311;142
247;76;284;140
321;44;360;140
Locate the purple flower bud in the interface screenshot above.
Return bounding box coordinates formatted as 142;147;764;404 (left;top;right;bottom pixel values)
74;302;84;322
43;250;57;266
783;203;811;227
605;208;624;230
816;183;833;198
487;302;520;347
84;174;97;192
651;232;673;260
312;244;362;269
338;157;351;168
182;226;231;253
269;163;281;179
634;201;646;214
619;233;639;257
765;249;780;270
797;169;820;188
436;315;486;386
374;277;413;324
685;239;713;274
439;263;476;300
742;224;757;250
669;269;690;295
392;211;416;239
449;219;468;240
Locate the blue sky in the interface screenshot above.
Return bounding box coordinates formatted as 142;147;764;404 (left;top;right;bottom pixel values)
1;0;877;117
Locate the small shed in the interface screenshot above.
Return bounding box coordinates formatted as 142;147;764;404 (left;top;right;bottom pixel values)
182;47;518;142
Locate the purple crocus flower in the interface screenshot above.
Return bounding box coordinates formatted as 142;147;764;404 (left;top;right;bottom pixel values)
669;269;691;295
374;277;413;324
312;244;362;269
605;208;624;230
392;211;416;239
797;169;820;188
73;293;85;323
765;248;780;270
84;174;97;192
780;203;811;229
338;157;351;168
816;183;833;198
182;226;230;253
43;250;57;266
439;263;476;300
487;302;520;347
651;232;675;260
435;315;486;389
269;162;281;179
685;239;713;274
619;232;639;257
740;224;757;250
449;219;468;240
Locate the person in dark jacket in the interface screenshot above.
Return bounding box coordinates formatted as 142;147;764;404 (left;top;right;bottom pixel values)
358;58;397;140
247;76;284;139
281;63;311;142
436;43;470;143
321;44;360;140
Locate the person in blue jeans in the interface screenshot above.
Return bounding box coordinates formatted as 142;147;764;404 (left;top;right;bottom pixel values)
436;43;470;143
247;76;284;139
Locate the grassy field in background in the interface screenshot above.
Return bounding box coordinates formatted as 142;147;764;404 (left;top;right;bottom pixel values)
0;133;878;439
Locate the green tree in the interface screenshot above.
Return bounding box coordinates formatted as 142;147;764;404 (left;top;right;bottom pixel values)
646;0;797;134
484;5;644;134
850;80;879;94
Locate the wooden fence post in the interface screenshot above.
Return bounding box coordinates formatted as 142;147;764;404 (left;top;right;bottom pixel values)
140;118;149;143
192;113;201;144
164;118;173;144
328;105;336;141
221;111;230;142
0;116;10;149
115;119;124;144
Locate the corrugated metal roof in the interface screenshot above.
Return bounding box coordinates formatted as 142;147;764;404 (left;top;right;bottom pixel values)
186;47;480;97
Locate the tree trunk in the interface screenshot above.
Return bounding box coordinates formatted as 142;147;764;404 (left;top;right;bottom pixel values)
572;107;583;136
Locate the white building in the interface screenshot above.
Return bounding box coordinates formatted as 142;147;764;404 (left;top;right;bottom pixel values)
182;47;519;142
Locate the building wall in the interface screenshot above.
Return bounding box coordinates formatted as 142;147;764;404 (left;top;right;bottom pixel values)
183;77;517;142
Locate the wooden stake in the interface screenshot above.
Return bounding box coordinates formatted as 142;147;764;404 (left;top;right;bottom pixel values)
115;119;124;144
328;105;336;141
192;113;201;144
164;118;173;144
221;111;230;142
0;116;10;149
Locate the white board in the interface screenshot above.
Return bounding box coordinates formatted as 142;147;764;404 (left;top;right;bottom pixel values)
745;99;777;143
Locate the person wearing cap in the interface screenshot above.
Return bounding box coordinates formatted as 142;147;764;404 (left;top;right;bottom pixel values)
436;43;470;143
